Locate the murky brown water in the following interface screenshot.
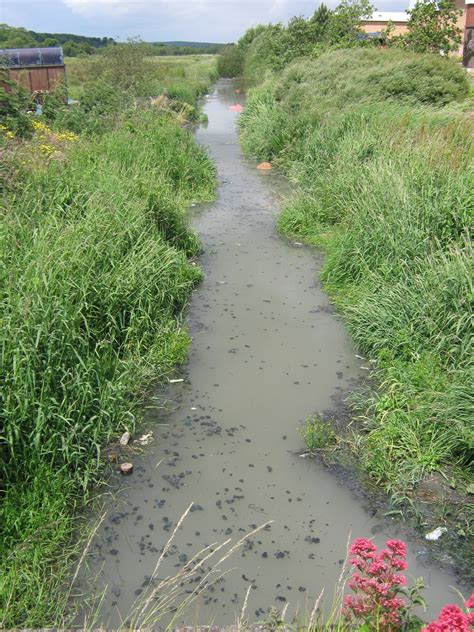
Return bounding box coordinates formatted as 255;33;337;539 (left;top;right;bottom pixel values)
81;80;461;628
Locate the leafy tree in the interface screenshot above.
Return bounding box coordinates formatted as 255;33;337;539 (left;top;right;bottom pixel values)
42;37;58;47
217;44;244;77
324;0;374;46
400;0;462;55
311;2;332;28
238;25;268;52
0;23;115;52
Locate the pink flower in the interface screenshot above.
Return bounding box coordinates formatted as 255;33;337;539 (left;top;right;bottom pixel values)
391;557;409;571
344;537;410;631
349;537;377;558
465;594;474;610
368;560;388;575
386;539;407;557
423;603;472;632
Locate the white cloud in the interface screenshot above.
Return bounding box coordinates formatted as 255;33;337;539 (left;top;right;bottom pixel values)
62;0;150;17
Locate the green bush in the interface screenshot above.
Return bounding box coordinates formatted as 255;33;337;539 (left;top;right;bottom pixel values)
217;44;244;77
0;75;33;137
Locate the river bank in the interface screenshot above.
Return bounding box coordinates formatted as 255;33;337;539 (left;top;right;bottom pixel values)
0;53;217;627
238;48;473;583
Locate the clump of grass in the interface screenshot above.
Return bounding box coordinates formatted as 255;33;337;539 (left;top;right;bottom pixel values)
0;108;216;626
300;415;336;451
239;47;473;502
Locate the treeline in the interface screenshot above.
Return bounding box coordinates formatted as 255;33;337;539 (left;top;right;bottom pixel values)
217;0;463;77
132;41;224;56
0;23;114;56
0;23;224;57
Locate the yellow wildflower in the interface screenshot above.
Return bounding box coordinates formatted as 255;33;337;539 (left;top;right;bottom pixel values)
32;120;51;133
56;131;80;142
39;144;56;156
0;124;15;139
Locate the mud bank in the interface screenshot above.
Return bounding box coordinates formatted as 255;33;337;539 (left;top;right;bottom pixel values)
79;81;463;627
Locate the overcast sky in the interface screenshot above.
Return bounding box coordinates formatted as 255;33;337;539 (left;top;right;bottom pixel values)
2;0;408;43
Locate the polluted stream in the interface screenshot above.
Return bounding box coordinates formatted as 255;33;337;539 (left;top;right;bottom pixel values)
81;80;462;627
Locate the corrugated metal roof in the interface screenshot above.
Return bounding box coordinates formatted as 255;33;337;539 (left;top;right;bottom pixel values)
0;47;64;68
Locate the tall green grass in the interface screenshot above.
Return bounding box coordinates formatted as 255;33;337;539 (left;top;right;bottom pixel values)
0;110;216;626
239;48;473;497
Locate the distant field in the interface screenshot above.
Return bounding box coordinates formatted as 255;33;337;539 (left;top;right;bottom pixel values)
65;54;217;100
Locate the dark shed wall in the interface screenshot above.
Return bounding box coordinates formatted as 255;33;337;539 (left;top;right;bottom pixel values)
3;66;66;94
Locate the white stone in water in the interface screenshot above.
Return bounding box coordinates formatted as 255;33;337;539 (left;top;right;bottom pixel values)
120;462;133;475
119;431;130;446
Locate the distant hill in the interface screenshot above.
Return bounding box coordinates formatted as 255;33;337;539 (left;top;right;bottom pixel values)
162;41;224;48
0;25;224;57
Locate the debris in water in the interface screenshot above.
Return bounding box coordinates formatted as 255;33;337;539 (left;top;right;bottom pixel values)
120;462;134;475
229;104;243;112
425;527;448;541
294;242;303;246
169;378;184;383
136;432;153;446
257;162;272;171
119;431;130;446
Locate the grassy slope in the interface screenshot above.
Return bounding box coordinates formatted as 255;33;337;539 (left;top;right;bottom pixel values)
239;48;473;528
0;67;217;626
66;54;217;100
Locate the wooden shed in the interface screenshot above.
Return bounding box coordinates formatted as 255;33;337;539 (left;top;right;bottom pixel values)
0;46;66;98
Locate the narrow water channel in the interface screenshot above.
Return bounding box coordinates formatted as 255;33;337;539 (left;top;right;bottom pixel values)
82;80;460;627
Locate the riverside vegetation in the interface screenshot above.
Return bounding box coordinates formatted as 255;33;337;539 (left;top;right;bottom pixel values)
1;5;473;627
234;3;473;567
0;45;217;627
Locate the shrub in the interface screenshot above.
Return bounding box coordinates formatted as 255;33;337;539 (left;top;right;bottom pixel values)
217;44;244;77
0;75;33;137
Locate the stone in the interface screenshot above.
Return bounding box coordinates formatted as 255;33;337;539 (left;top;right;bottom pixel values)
120;462;134;475
119;431;130;446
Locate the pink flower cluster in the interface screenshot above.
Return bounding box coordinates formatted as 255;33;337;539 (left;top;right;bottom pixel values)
343;538;409;630
423;594;474;631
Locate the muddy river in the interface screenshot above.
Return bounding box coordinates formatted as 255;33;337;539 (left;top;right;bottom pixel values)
81;80;462;628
